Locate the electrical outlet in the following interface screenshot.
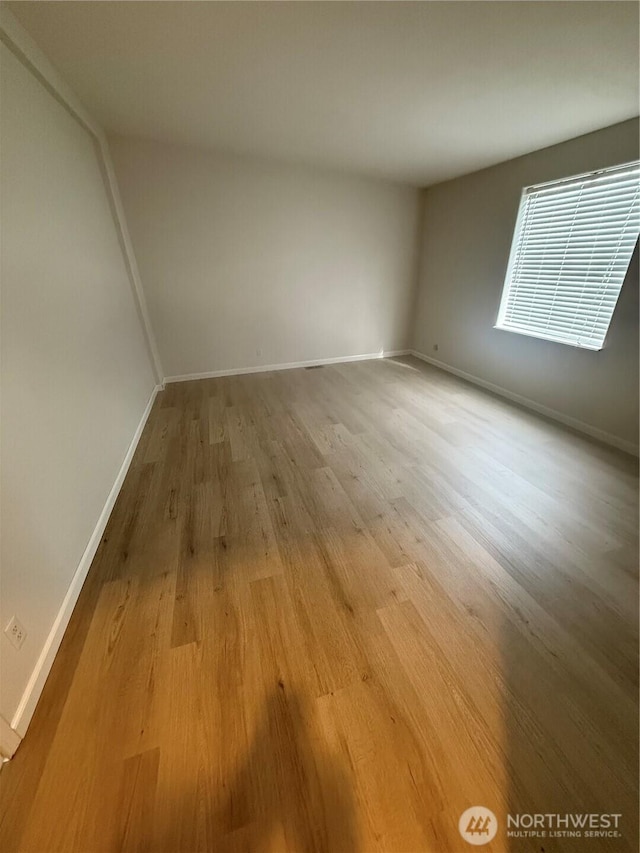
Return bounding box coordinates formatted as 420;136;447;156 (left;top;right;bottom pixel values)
433;343;439;352
4;616;26;650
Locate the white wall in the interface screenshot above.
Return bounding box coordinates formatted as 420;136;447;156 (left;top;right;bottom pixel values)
412;119;639;451
108;136;422;379
0;39;157;730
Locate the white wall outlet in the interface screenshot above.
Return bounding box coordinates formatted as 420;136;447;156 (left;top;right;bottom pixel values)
4;616;26;650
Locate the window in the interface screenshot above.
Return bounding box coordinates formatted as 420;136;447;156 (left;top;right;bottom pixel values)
496;161;640;350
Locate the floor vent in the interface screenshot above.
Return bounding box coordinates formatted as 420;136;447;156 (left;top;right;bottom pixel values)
305;365;325;370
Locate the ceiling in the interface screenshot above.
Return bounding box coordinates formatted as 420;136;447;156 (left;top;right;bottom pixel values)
8;1;639;186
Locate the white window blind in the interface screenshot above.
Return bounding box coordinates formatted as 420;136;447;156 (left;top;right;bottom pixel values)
496;160;640;350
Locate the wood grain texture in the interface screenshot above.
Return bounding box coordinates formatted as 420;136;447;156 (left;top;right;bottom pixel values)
1;356;637;852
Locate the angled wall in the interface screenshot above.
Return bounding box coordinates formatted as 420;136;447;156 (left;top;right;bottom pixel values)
412;119;639;452
0;15;160;739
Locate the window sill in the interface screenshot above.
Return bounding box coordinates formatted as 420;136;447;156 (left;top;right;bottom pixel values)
493;324;603;351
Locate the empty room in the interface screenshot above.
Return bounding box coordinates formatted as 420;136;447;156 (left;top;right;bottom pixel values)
0;2;638;851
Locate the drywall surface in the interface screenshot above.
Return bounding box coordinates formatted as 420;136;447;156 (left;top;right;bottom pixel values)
0;42;156;724
413;119;639;448
108;136;421;377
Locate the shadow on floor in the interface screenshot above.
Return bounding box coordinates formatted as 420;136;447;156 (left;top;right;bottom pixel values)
146;683;358;852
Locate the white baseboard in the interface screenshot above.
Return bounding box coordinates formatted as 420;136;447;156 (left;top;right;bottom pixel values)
411;350;638;457
0;715;21;760
164;350;411;383
10;383;164;739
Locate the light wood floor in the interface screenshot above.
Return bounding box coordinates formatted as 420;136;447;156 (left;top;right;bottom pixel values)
1;356;637;852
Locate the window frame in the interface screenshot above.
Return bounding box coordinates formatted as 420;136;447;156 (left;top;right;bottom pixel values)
494;161;640;351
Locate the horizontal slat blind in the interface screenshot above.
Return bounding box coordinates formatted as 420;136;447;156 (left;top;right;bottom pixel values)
496;161;640;349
